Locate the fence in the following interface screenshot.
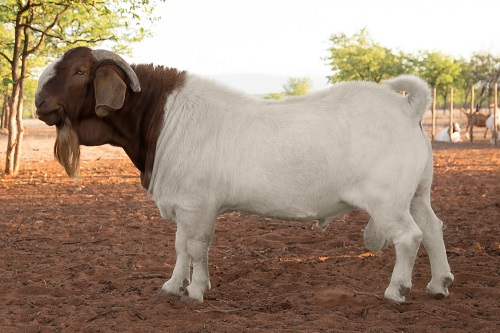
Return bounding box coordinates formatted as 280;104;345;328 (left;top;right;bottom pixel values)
430;83;498;145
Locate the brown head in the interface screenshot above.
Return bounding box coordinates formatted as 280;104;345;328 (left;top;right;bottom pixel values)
35;47;141;177
36;47;186;188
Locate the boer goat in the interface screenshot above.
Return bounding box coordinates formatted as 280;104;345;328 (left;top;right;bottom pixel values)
485;111;500;142
461;107;489;139
35;47;454;304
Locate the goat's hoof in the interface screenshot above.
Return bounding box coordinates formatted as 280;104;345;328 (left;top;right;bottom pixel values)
426;274;454;300
384;283;411;303
180;289;204;303
316;218;331;230
157;289;177;299
157;278;189;298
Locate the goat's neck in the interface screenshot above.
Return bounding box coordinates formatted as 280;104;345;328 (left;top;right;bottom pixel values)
116;66;187;189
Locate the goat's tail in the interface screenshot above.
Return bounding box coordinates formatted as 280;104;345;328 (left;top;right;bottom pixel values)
384;75;432;119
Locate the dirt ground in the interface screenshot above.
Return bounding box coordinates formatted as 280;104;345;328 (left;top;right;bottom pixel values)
0;118;499;333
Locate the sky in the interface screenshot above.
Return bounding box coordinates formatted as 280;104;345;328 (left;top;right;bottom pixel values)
129;0;500;92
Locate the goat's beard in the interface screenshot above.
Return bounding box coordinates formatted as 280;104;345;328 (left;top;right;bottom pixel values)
54;117;80;177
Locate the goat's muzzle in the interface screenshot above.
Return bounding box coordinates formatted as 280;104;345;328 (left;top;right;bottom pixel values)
36;106;64;127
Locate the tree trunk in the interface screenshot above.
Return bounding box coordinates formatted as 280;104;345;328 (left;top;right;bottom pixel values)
1;89;10;130
14;92;24;174
5;86;20;175
5;13;31;175
12;19;31;175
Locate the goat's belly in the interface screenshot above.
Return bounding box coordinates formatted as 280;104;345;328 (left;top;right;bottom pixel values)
221;190;355;221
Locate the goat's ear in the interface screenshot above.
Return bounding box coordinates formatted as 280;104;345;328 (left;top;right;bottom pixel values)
94;67;126;118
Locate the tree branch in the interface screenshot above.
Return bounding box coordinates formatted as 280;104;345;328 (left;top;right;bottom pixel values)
26;2;72;55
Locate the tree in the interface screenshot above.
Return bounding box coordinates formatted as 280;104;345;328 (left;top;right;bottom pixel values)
325;28;411;83
283;77;313;96
417;51;461;140
455;57;477;110
0;0;162;176
418;51;462;107
470;52;500;109
264;76;313;100
263;92;284;100
1;78;14;130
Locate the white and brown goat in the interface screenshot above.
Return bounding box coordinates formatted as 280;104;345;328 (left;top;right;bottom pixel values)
35;47;454;304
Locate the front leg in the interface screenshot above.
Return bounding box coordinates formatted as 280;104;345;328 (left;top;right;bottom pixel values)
158;208;216;303
158;226;191;297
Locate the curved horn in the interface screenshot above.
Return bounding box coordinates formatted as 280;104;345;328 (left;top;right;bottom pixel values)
91;49;141;93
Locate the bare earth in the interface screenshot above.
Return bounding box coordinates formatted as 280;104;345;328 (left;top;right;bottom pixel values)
0;118;499;333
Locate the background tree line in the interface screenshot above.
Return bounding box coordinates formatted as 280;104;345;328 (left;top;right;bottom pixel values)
1;12;499;175
325;28;500;111
266;28;499;110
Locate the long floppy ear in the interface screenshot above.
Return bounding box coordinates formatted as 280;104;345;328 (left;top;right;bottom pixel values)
94;67;127;118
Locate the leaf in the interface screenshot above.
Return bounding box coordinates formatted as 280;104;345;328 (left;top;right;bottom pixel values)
2;78;15;86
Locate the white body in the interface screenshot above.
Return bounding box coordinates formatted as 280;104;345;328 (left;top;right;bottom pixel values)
436;124;461;143
486;113;500;142
150;75;453;303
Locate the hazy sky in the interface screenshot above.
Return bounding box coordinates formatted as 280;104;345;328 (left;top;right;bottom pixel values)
130;0;500;78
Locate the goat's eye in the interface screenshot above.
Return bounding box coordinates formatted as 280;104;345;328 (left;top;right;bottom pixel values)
76;69;84;75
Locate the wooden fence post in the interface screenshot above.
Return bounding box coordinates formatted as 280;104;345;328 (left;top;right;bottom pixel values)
432;87;437;141
470;85;474;142
495;82;498;145
449;88;454;141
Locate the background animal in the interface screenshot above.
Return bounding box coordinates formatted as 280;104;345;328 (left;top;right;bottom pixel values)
35;47;454;304
485;111;500;143
435;123;461;142
461;107;489;139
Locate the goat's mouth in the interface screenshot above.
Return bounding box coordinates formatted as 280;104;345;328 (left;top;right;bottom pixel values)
36;107;63;126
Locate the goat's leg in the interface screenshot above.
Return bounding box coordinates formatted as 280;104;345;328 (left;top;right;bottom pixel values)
158;226;191;297
411;196;454;299
176;209;216;303
368;209;423;303
465;124;470;139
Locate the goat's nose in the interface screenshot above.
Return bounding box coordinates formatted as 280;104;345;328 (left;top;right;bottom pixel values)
35;95;45;109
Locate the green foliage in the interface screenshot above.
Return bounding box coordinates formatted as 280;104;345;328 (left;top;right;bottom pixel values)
417;51;462;88
470;52;500;86
283;77;313;96
2;78;14;87
469;52;500;106
263;92;284;100
325;28;409;83
417;51;462;107
264;77;313;100
324;28;500;108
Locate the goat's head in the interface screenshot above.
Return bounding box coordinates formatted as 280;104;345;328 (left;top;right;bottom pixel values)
35;47;141;177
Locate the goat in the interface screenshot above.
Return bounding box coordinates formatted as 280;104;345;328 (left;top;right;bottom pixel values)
485;111;500;143
435;123;461;142
461;108;489;139
35;47;454;304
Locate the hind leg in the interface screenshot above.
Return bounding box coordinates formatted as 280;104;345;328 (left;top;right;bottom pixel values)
411;195;454;299
365;208;423;303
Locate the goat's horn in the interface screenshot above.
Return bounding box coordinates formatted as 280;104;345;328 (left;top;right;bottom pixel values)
92;49;141;93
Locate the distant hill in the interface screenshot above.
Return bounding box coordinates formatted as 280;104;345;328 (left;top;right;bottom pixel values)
206;73;331;96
